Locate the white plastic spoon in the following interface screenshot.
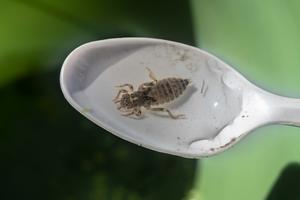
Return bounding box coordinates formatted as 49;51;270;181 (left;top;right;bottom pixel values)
60;37;300;158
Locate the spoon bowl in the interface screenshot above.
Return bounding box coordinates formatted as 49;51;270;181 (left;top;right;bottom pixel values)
60;38;300;158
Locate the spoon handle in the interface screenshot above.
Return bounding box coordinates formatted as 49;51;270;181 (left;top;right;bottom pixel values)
269;94;300;126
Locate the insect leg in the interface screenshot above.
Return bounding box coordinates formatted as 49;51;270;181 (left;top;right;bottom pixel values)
115;84;134;91
150;107;185;119
139;82;155;90
132;108;143;118
122;110;134;116
113;89;128;101
146;67;158;83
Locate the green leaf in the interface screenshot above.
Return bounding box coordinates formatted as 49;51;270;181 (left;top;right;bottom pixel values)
191;0;300;199
0;0;94;86
0;0;194;87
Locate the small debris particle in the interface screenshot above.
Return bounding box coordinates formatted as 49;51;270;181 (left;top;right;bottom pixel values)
200;80;205;94
220;137;237;149
203;85;209;97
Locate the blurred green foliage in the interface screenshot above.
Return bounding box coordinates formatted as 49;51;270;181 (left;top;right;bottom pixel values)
191;1;300;200
1;0;300;200
0;1;195;200
0;0;194;86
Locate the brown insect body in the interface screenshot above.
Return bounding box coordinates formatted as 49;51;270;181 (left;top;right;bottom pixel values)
147;78;190;105
113;68;190;119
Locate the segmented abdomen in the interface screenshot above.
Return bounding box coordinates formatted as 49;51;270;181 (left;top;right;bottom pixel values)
148;78;190;105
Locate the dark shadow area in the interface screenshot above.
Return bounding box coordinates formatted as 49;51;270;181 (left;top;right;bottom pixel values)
266;163;300;200
0;69;196;200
